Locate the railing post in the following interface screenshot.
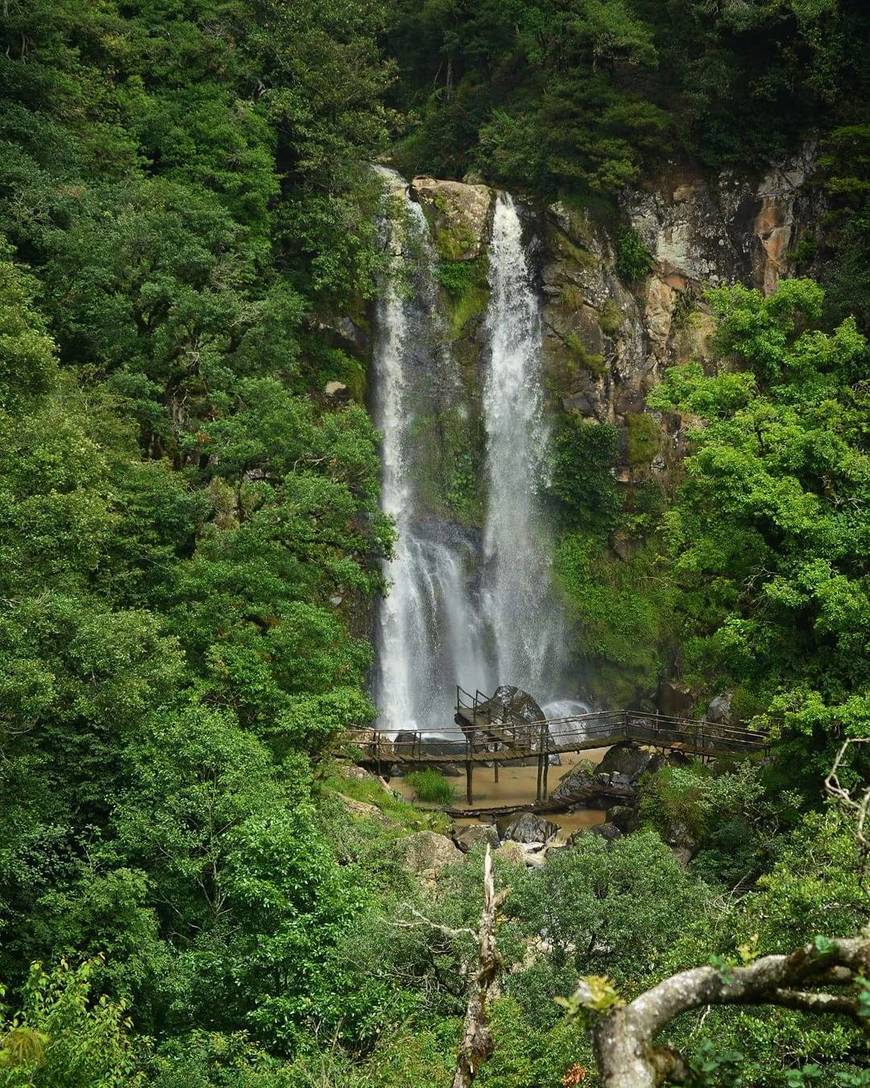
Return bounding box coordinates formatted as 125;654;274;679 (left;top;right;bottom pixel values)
466;729;473;805
541;720;550;800
535;724;544;803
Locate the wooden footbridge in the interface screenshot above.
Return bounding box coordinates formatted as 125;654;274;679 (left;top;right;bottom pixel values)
349;686;768;805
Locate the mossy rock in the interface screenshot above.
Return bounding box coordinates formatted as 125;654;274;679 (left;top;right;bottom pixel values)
598;299;624;337
565;331;605;375
625;413;662;466
433;256;490;341
447;286;489;340
554;231;598;272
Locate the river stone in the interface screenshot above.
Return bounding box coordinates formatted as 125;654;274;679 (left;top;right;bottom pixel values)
606;804;639;833
551;764;634;807
496;840;529;866
394;831;463;879
454;824;500;852
496;840;547;868
497;811;559;845
591;822;624;843
566;821;621;846
598;742;662;784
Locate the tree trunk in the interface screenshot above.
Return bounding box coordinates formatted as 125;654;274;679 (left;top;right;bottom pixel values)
452;845;505;1088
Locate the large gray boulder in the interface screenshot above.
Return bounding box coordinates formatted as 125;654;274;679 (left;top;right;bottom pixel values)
454;824;500;852
498;811;559;845
598;742;662;784
394;831;463;880
551;764;635;807
706;692;733;724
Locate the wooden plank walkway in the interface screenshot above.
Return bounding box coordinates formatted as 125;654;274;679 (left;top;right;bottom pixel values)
347;686;768;805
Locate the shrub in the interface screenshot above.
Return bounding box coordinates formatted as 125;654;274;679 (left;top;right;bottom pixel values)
616;228;653;282
625;412;661;465
547;418;621;531
433;257;486;295
405;769;454;805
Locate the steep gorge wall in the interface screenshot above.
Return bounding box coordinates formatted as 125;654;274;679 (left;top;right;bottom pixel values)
406;146;821;508
353;153;822;711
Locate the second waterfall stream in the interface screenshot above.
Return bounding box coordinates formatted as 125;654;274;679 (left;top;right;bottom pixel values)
372;172;576;735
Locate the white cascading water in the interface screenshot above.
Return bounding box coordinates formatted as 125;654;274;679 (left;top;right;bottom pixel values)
480;193;567;695
372;176;576;735
372;169;488;734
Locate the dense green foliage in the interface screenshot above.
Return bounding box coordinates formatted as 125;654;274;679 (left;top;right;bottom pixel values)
0;0;399;1080
649;279;869;771
1;2;868;1087
387;0;870;194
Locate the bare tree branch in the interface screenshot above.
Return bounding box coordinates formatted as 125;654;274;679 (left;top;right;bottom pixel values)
592;936;870;1088
825;737;869;860
453;845;508;1088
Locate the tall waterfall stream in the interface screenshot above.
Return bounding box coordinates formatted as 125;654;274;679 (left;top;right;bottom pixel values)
372;172;585;735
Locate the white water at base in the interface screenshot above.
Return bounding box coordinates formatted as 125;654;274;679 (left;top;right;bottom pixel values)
481;193;568;695
543;699;592;742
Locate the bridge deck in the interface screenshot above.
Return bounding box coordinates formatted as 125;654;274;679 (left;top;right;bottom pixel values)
349;691;767;805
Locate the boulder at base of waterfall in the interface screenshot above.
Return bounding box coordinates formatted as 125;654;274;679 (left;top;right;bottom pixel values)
454;824;500;852
551;765;635;808
606;804;639;833
706;692;733;725
496;840;547;868
394;831;463;880
498;811;559;845
598;742;663;784
567;822;623;846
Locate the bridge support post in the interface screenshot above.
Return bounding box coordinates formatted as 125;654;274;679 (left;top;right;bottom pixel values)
541;720;550;800
535;750;543;803
493;760;499;784
466;731;473;806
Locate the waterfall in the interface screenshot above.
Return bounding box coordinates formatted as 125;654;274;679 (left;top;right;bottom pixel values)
372;177;573;736
481;193;567;694
371;169;488;733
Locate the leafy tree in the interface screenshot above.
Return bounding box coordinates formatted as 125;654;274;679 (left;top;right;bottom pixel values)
648;279;870;771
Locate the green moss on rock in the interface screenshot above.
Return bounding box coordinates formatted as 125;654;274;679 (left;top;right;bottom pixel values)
598;299;624;337
565;332;605;375
625;412;661;465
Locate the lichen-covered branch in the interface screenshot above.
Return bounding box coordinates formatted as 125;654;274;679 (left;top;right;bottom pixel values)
452;844;508;1088
592;936;870;1088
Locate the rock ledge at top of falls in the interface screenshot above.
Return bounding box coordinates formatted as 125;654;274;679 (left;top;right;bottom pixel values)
410;175;494;260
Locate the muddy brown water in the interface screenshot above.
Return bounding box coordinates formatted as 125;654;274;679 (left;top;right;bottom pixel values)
392;747;611;837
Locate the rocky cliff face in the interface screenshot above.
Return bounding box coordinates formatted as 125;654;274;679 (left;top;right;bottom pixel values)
406;147;821;498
